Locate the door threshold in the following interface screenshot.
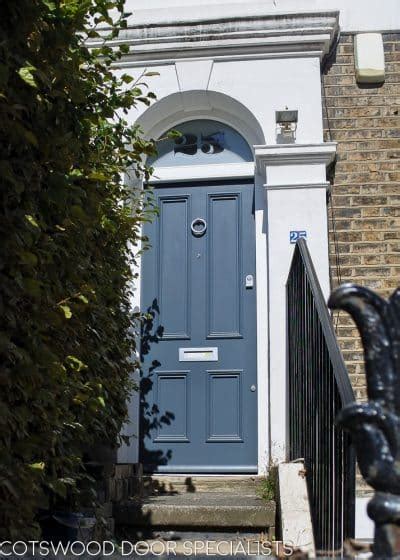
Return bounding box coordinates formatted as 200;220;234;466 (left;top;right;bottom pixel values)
144;466;258;475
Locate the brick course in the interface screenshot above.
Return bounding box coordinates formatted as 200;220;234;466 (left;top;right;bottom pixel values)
323;33;400;402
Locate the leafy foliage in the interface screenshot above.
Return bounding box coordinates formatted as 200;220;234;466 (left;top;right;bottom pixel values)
0;0;156;538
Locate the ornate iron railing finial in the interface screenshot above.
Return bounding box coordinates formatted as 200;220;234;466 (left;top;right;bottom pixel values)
329;283;400;558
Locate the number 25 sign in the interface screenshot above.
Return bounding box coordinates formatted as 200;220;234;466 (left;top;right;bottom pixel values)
290;230;307;244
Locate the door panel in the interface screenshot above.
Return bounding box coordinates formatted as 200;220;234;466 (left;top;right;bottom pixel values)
207;194;242;338
140;181;257;472
206;371;242;442
158;196;191;339
154;372;189;442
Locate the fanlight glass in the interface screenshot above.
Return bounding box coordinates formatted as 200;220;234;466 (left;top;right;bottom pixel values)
149;120;253;167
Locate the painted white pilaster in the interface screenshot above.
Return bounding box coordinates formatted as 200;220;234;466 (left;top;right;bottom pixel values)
255;142;336;462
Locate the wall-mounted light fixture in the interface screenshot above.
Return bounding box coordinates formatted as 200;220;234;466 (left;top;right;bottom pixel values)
275;108;298;144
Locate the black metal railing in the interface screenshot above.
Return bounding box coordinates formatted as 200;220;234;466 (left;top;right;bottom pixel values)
287;238;356;554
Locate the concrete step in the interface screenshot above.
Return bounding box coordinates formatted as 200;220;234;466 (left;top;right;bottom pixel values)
141;475;264;496
114;491;275;529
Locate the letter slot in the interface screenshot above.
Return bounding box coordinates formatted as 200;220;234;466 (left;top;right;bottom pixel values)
179;347;218;362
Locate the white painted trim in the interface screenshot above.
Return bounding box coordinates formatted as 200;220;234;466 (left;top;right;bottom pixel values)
265;181;330;191
113;51;327;68
254;174;270;474
255;143;337;172
90;10;339;62
149;162;255;183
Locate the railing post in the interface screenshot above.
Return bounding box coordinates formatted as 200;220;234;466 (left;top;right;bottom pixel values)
329;284;400;558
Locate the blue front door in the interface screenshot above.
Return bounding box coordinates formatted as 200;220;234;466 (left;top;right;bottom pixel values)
140;180;257;472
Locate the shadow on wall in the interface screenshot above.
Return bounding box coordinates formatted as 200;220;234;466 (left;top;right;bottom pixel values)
139;298;174;470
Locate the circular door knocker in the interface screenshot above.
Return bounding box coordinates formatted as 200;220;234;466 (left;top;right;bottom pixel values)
191;218;207;237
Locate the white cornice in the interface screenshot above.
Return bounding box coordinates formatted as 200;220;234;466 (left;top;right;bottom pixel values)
90;10;339;64
255;142;337;173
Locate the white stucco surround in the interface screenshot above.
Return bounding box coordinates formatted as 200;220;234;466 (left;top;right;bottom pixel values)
114;6;339;471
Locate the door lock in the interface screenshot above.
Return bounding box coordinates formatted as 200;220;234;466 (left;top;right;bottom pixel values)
250;385;256;392
245;274;254;289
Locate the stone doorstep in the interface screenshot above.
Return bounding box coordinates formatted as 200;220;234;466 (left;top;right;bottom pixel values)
141;475;265;496
114;492;276;529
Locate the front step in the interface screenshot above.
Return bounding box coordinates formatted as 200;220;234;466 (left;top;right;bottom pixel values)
142;475;263;496
114;476;276;532
114;491;275;529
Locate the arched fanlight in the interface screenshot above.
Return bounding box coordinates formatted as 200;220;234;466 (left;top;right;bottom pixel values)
148;119;253;167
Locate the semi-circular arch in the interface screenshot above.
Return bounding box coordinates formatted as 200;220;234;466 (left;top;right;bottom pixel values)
136;89;265;152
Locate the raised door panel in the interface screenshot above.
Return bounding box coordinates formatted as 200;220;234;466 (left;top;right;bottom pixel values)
158;196;191;339
206;370;243;442
154;372;190;442
207;193;242;338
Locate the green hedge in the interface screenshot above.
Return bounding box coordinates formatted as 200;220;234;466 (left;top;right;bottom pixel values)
0;0;156;538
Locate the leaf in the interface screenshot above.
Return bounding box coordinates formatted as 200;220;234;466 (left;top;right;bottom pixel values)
24;129;39;147
18;65;38;88
97;396;105;407
77;294;89;304
66;355;87;372
144;71;160;77
25;214;40;228
29;462;45;471
87;29;100;38
19;251;38;266
70;204;86;220
22;278;41;297
167;130;182;139
59;305;72;319
88;172;107;181
73;393;89;404
48;479;67;499
59;477;76;486
1;479;18;499
42;0;57;10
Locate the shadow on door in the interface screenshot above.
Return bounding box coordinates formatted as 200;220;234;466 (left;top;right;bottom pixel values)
140;298;175;469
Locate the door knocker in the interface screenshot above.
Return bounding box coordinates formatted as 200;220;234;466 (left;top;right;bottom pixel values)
191;218;207;237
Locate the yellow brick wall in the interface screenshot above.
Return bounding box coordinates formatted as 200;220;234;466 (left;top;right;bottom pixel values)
323;33;400;403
